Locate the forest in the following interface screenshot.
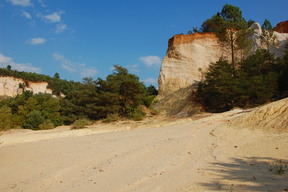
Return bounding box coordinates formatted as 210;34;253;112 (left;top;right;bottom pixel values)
0;65;158;130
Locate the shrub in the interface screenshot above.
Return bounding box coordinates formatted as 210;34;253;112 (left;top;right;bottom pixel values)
71;118;91;129
0;105;13;131
102;113;120;123
39;119;55;130
128;108;146;121
144;95;156;107
22;110;45;130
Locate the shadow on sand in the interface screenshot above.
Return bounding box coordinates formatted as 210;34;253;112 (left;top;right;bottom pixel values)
200;157;288;191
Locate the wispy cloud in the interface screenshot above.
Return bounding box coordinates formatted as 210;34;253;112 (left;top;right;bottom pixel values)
38;0;45;7
125;64;140;73
53;53;97;77
140;56;162;67
7;0;32;7
55;23;67;33
80;67;97;78
53;53;76;72
21;11;31;19
143;78;158;85
41;11;63;23
27;37;46;45
0;53;41;73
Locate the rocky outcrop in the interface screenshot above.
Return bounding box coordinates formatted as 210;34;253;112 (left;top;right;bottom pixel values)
158;33;228;97
157;22;288;116
0;76;52;97
274;20;288;33
251;22;288;57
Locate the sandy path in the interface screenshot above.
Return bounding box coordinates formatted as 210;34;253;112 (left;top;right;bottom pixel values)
0;110;287;192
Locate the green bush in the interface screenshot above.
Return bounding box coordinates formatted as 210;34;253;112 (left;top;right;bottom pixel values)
71;118;91;129
102;113;120;123
144;95;156;107
128;108;146;121
39;120;55;130
0;105;13;131
22;110;45;130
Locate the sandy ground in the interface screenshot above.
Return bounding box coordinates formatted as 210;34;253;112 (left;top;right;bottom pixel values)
0;108;288;192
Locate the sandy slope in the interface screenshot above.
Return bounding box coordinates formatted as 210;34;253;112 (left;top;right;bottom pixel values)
0;106;287;191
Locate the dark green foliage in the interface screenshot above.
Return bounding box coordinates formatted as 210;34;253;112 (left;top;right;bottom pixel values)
0;105;13;130
201;4;247;33
96;65;147;118
197;58;236;112
146;85;158;96
201;4;251;74
71;118;91;129
0;63;151;131
7;65;12;71
247;19;255;27
39;120;54;130
0;93;62;129
262;19;273;31
60;65;149;123
240;49;278;76
197;49;286;112
278;43;288;97
22;110;45;130
102;113;120;123
54;72;60;79
143;85;158;107
128;107;146;121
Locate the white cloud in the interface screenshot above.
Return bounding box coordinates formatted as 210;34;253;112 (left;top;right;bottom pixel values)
143;78;158;85
38;0;45;7
125;64;140;73
22;11;31;19
7;0;32;7
81;68;97;78
42;11;63;23
0;53;41;73
140;56;162;67
53;53;97;77
27;37;46;45
53;53;76;72
55;23;67;33
0;54;12;63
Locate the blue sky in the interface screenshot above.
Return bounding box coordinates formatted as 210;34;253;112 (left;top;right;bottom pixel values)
0;0;287;87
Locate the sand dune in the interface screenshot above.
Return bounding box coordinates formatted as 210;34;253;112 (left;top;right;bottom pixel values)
0;103;287;192
230;98;288;133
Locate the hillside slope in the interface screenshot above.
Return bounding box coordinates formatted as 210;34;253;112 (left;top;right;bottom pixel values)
230;98;288;133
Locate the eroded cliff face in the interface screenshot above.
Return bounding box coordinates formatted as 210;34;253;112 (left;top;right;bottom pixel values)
157;22;288;116
158;33;228;97
158;23;288;98
0;76;53;97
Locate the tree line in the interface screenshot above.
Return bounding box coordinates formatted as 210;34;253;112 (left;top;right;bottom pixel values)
0;65;158;130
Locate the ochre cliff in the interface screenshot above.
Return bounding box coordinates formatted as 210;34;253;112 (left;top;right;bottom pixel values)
158;23;288;98
0;76;52;97
274;20;288;33
158;32;228;97
156;22;288;116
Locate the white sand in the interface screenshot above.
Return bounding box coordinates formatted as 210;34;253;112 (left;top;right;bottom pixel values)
0;106;287;192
